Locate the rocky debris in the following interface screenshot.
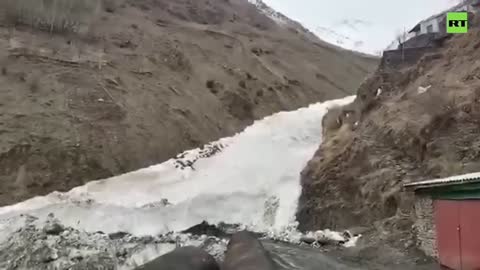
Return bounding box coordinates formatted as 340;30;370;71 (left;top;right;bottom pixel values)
251;47;273;56
262;196;280;227
299;236;316;244
43;222;64;236
43;213;65;235
182;221;230;238
205;79;225;95
260;219;360;249
0;213;363;270
0;215;229;270
216;222;246;235
173;159;196;170
139;199;172;209
198;237;229;263
298;230;355;247
0;221;124;269
173;141;228;170
108;231;131;240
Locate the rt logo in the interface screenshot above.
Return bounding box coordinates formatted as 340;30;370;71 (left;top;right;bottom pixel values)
447;12;468;33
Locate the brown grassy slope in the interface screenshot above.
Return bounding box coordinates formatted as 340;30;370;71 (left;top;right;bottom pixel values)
0;0;378;205
297;18;480;232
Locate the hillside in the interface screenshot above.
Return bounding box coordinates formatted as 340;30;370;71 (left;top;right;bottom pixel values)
0;0;378;206
297;13;480;248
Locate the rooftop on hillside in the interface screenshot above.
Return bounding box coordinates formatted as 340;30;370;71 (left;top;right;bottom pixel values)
404;172;480;190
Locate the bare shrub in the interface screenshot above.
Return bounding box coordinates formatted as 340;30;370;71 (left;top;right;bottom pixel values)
0;0;101;33
18;72;27;82
102;0;125;13
29;72;41;92
0;58;7;76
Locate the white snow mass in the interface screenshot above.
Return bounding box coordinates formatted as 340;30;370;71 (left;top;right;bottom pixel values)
0;96;356;247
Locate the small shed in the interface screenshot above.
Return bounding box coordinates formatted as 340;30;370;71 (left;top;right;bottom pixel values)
404;172;480;270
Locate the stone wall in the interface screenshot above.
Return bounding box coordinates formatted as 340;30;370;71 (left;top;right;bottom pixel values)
413;195;438;258
381;47;438;70
402;33;440;49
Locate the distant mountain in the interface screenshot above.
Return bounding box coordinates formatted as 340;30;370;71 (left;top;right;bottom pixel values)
249;0;381;56
248;0;322;43
315;19;384;56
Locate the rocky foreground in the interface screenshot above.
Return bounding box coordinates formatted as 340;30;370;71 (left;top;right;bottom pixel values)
0;214;358;270
0;214;228;270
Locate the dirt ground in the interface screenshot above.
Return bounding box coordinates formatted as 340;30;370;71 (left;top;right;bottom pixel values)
0;0;378;206
297;13;480;262
264;228;440;270
323;220;443;270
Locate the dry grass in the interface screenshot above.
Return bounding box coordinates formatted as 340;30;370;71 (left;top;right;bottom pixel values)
320;124;355;164
427;155;464;177
322;102;360;138
415;88;454;115
0;0;103;33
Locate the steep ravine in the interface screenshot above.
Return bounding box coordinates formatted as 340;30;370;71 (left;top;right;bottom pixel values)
0;0;378;206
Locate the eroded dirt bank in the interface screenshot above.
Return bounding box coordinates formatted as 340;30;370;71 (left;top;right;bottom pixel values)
297;14;480;255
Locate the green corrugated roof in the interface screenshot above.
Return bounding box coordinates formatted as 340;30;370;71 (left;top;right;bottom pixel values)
404;172;480;190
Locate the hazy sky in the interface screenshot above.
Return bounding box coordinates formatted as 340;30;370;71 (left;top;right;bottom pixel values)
262;0;459;53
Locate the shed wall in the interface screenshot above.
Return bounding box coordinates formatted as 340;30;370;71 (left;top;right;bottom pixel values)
434;200;461;269
414;195;438;258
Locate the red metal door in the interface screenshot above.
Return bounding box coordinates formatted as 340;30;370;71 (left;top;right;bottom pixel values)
435;200;462;270
459;200;480;270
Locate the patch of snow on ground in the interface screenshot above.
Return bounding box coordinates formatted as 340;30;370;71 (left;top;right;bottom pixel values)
315;19;388;56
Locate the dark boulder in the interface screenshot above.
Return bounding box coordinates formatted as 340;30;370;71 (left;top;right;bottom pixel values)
182;221;228;238
223;231;276;270
135;246;219;270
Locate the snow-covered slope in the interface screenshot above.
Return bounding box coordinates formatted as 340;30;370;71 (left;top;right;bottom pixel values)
249;0;385;55
316;19;386;56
